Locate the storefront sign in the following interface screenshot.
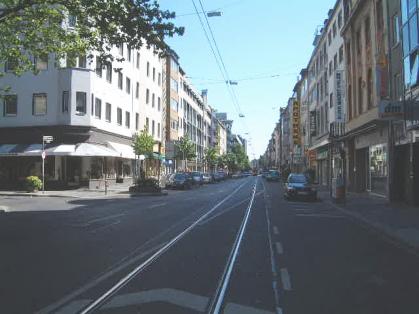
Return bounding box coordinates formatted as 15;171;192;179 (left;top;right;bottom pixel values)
405;99;419;129
335;71;344;122
317;147;328;160
309;111;317;136
378;100;404;120
292;100;301;145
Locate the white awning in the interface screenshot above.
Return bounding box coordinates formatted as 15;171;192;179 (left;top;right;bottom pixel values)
71;143;119;157
309;139;330;151
107;141;136;159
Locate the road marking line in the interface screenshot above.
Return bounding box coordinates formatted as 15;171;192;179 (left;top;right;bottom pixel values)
209;180;258;314
73;213;126;228
273;226;279;235
90;221;121;234
148;203;167;209
275;242;283;255
78;180;251;314
199;198;251;226
280;268;292;291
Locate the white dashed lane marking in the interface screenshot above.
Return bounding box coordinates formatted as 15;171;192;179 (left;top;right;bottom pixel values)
275;242;283;255
280;268;292;291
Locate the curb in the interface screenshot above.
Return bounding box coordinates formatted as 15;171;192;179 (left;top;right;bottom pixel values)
327;200;419;257
128;191;168;197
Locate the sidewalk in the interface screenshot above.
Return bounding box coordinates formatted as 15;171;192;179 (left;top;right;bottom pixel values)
317;186;419;254
0;186;130;199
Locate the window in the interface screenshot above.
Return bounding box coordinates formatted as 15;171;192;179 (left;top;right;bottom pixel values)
334;54;338;70
125;111;130;128
365;17;371;47
152;120;155;136
136;52;140;68
126;77;131;94
5;57;18;72
146;89;150;104
62;91;69;113
95;98;102;119
135;113;139;130
95;57;102;77
91;93;94;115
393;14;401;46
332;22;337;38
117;107;122;125
118;72;123;90
106;103;111;122
35;55;48;71
339;45;344;63
158;73;161;86
32;93;47;115
170;78;178;92
153;68;156;81
401;0;418;88
171;98;178;111
127;47;132;62
367;68;373;109
329;61;333;76
106;63;112;83
78;55;87;68
146;117;149;133
171;58;179;72
338;10;343;28
158;97;161;111
358;77;363;115
157;123;161;138
152;93;155;108
135;82;139;98
68;15;76;27
3;95;17;116
76;92;86;114
118;44;124;56
147;62;150;76
329;92;333;108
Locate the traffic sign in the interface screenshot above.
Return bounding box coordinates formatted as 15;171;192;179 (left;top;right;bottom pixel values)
43;135;54;143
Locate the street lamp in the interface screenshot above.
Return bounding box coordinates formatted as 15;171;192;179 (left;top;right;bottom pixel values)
42;135;53;194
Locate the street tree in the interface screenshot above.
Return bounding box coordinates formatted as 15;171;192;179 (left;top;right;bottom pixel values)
175;136;196;170
204;147;218;172
0;0;184;82
132;128;154;179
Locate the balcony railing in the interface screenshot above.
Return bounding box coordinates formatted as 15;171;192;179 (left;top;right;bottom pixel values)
329;122;346;138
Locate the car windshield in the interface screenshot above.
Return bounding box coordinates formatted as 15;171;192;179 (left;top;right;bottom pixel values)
192;172;200;176
269;171;279;175
174;174;185;180
288;175;307;183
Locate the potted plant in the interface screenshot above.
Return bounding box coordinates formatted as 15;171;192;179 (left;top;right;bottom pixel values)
25;176;42;192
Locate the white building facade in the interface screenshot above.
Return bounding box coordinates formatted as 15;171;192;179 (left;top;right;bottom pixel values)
0;44;163;189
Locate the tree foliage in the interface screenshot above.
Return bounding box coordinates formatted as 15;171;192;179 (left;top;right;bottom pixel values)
0;0;184;79
204;147;218;169
175;136;196;161
218;144;249;173
132;128;154;157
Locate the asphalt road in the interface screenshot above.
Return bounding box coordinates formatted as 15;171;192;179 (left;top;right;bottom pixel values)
1;176;419;314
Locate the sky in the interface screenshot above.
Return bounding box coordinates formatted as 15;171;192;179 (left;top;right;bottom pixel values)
159;0;336;159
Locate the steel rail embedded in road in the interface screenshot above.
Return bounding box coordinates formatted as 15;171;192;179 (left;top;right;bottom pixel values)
207;178;258;314
79;179;251;314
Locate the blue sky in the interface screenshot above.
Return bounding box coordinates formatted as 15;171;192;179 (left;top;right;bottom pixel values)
159;0;336;159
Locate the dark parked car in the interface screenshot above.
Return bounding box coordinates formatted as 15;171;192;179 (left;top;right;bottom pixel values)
172;172;194;190
284;173;317;201
191;171;204;186
266;170;280;182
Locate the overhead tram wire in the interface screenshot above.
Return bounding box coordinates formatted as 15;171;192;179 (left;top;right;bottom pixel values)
190;0;256;158
194;0;256;157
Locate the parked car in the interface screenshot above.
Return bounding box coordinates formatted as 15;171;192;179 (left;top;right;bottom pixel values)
217;171;227;181
212;172;223;182
202;173;213;184
261;170;270;178
284;173;317;201
191;171;204;186
266;170;280;182
172;172;193;190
